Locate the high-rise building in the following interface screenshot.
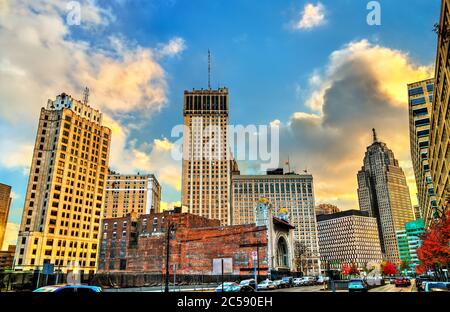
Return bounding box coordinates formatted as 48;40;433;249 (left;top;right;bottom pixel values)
0;183;12;250
407;79;438;227
396;219;425;273
413;205;422;220
317;210;383;271
104;171;161;218
0;245;16;271
231;169;321;275
315;203;339;216
429;0;450;219
181;87;236;225
14;93;111;274
357;129;415;264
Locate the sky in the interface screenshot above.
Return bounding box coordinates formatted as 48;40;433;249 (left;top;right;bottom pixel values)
0;0;441;249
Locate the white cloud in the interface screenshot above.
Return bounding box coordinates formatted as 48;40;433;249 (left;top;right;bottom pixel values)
276;40;433;210
294;2;326;30
156;37;187;58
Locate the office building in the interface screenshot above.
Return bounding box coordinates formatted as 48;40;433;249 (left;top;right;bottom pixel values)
181;87;236;225
429;0;450;219
357;129;415;264
14;92;111;274
0;245;16;271
0;183;12;250
407;79;438;227
104;171;161;218
231;169;321;275
317;210;383;271
396;219;425;273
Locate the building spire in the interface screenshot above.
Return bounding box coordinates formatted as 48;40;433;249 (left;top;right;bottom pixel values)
372;128;378;143
208;49;211;89
83;86;89;105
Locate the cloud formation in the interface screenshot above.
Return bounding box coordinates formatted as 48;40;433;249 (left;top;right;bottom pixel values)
294;2;326;30
2;223;19;250
276;40;433;210
0;1;185;214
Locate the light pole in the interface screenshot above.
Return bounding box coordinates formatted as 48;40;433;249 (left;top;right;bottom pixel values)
164;223;176;293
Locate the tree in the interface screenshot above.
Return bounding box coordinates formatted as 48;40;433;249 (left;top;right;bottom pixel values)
293;241;310;275
400;260;411;273
382;261;397;276
341;263;351;276
349;263;360;276
416;208;450;280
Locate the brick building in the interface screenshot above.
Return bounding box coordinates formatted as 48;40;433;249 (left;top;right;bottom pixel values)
98;203;295;277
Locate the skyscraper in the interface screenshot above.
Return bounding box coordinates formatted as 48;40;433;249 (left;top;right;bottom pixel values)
407;78;437;227
0;183;12;250
104;171;161;218
14;93;111;274
231;169;321;275
181;87;235;225
357;129;415;264
429;0;450;218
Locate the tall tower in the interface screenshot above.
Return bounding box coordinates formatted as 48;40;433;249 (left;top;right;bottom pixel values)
14;93;111;274
407;78;437;227
181;87;234;225
357;129;415;264
0;183;12;250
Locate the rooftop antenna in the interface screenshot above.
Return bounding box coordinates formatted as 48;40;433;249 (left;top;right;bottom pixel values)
83;87;90;105
285;156;291;173
372;128;378;143
208;49;211;89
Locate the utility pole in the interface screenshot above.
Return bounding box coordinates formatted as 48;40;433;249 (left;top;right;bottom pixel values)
164;223;175;293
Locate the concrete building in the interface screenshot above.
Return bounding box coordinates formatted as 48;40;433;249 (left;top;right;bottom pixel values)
231;169;321;275
315;203;339;216
14;92;111;274
317;210;383;271
413;205;422;220
181;88;236;225
98;202;295;278
357;129;415;264
0;245;16;271
396;219;425;273
407;79;438;227
0;183;12;250
104;171;161;218
429;0;450;219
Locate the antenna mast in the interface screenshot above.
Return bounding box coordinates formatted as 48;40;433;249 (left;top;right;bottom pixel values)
83;87;90;105
208;49;211;89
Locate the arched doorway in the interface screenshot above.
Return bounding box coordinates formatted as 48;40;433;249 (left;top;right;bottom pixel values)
277;237;289;268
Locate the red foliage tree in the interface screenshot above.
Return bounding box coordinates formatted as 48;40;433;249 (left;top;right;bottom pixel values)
341;263;351;275
382;261;397;276
417;209;450;275
349;263;360;275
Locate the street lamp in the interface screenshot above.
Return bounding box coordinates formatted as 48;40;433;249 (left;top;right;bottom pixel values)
164;223;176;293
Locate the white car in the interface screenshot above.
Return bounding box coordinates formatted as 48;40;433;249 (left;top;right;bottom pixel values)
257;279;276;290
293;278;304;287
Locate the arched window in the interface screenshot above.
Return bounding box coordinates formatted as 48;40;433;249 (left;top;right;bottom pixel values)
277;237;289;267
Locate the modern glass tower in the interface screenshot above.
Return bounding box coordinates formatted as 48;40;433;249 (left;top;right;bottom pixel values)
357;129;415;264
407;78;437;228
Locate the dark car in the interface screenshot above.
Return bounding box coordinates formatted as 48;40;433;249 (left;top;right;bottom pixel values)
239;279;256;291
394;277;411;287
416;276;433;292
282;277;293;287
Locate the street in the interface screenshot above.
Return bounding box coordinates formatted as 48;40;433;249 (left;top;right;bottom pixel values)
265;281;416;292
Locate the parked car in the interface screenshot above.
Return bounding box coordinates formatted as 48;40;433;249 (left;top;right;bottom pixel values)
282;276;293;287
316;276;329;284
239;279;256;290
302;276;316;286
33;285;102;293
257;279;276;291
416;276;433;292
215;282;241;292
273;279;289;289
394;277;411;287
348;279;368;292
423;282;450;292
293;278;304;287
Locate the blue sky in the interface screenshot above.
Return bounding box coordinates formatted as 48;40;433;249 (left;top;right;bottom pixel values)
0;0;441;245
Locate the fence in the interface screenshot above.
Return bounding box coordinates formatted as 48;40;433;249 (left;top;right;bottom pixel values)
0;272;268;292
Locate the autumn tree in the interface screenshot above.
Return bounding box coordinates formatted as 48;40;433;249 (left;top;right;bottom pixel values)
381;261;397;276
416;208;450;280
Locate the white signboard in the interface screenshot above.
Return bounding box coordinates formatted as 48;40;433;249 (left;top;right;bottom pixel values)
251;251;258;261
213;258;233;274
